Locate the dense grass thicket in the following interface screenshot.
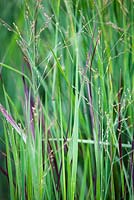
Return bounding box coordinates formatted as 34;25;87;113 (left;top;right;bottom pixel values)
0;0;134;199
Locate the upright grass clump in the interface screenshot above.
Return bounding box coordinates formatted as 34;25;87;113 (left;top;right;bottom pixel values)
0;0;134;199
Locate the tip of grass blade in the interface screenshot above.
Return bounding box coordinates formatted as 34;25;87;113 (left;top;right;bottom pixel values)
0;103;26;143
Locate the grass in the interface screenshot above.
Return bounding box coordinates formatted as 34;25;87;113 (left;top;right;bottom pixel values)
0;0;134;199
